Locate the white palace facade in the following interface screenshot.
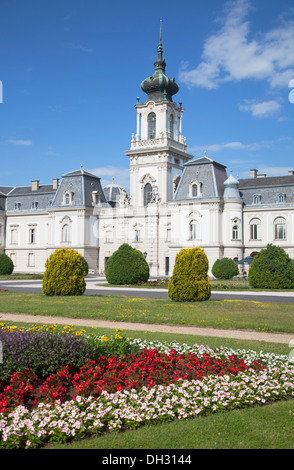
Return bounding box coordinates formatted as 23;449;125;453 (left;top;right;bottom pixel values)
1;31;294;277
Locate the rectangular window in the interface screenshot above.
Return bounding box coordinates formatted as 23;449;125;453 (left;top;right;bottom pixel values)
28;253;35;267
166;228;171;242
106;231;112;243
11;228;18;244
232;226;239;240
29;228;35;244
275;223;286;240
134;230;141;242
165;257;170;276
250;224;258;240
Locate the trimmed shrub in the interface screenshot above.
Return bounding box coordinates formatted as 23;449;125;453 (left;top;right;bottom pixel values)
105;243;149;285
248;243;294;289
82;257;89;276
0;254;14;275
168;247;211;302
42;248;86;296
212;257;239;280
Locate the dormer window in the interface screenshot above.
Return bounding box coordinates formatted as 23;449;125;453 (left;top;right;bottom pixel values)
63;191;74;205
14;202;21;210
189;181;202;198
31;201;38;209
278;193;286;203
253;194;261;204
92;191;101;206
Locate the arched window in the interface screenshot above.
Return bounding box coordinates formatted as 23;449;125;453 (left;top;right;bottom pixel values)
274;217;286;240
148;112;156;139
169;114;174;139
192;184;198;197
232;225;239;240
144;183;152;206
189;220;197;240
62;224;69;242
249;218;261;240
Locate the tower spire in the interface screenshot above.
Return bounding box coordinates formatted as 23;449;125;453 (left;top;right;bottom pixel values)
158;18;163;55
154;18;165;71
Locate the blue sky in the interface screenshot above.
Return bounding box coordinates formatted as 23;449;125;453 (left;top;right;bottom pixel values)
1;0;294;191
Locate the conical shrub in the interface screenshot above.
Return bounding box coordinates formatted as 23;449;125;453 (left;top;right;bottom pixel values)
168;247;211;301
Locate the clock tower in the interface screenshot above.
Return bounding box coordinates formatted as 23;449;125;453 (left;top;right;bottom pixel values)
125;20;193;206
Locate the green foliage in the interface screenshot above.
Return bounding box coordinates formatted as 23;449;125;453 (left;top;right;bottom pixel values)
212;257;239;280
82;257;89;276
105;243;149;285
42;248;86;296
168;247;211;302
0;254;14;275
248;243;294;289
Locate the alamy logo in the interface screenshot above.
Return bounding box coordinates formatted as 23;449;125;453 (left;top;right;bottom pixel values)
0;80;2;103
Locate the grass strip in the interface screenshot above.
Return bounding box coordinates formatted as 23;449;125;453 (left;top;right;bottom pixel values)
1;290;294;334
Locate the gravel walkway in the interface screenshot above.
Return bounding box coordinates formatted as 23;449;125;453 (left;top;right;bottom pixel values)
0;312;293;344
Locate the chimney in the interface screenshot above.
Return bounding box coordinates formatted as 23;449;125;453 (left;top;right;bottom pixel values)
289;171;294;176
250;169;258;178
52;178;59;190
31;180;39;191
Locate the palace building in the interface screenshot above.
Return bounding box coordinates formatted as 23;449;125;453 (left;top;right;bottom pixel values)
1;27;294;277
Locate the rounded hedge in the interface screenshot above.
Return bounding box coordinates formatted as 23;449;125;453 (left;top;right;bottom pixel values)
168;247;211;302
211;257;239;280
0;254;14;275
248;243;294;289
105;243;149;285
42;248;86;296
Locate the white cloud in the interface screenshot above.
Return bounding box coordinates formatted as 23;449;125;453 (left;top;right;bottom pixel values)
65;43;93;53
7;139;32;146
238;99;281;118
188;137;290;154
87;166;130;191
179;0;294;90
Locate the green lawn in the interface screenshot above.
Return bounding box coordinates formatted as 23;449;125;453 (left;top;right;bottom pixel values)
1;290;294;333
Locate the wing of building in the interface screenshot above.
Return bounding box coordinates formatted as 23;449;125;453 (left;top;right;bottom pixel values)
1;27;294;276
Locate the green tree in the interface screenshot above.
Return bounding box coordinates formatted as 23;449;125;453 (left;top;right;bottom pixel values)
0;254;14;275
248;243;294;289
212;257;239;280
105;243;149;285
168;247;211;301
42;248;86;296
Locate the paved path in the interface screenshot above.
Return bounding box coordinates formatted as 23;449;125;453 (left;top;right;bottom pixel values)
0;312;293;344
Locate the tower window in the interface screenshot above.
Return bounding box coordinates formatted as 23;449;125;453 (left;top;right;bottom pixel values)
169;114;174;139
148;112;156;139
144;183;152;206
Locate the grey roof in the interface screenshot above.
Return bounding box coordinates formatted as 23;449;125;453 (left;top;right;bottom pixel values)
0;186;14;195
52;169;108;208
6;185;56;212
239;175;294;206
174;156;228;201
239;175;294;189
8;184;55;196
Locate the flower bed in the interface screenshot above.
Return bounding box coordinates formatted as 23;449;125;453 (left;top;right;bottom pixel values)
0;326;294;449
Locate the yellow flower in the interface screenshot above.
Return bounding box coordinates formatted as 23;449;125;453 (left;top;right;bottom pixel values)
100;336;109;342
